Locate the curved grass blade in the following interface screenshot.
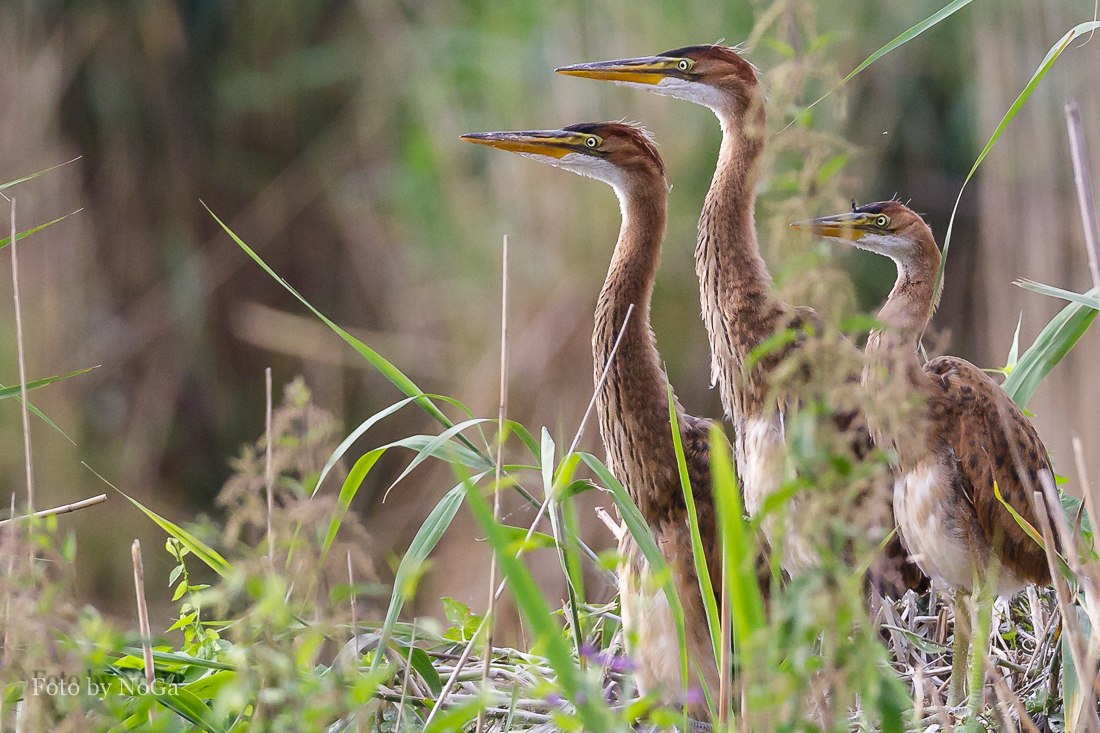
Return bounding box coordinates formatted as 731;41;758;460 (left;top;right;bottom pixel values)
667;383;721;690
791;0;974;126
321;430;489;557
709;426;766;645
935;20;1100;309
0;389;77;444
369;477;479;674
382;418;494;501
1003;287;1098;408
0;366;96;400
0;157;81;192
1015;280;1099;310
0;209;82;250
314;395;422;498
112;486;232;579
204;203;484;458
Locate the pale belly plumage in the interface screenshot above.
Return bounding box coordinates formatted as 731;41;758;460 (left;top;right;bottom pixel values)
893;460;1026;596
738;416;816;574
617;533;718;715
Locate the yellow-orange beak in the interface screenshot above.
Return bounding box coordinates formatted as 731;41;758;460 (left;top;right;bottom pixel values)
460;130;589;159
556;56;686;85
790;212;873;242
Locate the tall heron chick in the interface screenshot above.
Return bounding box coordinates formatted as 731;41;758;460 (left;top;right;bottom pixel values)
558;47;926;596
463;122;721;716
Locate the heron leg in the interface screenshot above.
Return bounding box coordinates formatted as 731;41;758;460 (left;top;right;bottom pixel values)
966;581;993;715
948;591;970;707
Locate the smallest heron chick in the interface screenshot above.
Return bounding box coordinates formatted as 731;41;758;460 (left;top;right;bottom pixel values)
793;201;1059;706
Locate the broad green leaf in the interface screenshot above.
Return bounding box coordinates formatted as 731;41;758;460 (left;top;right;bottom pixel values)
407;646;443;698
1003;287;1098;408
322;428;492;557
496;524;557;552
936;21;1100;307
155;687;225;733
322;448;386;557
314;395;422;497
993;481;1046;551
370;479;477;674
181;670;235;699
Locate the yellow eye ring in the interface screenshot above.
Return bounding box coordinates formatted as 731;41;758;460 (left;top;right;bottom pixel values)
677;59;692;72
585;136;599;148
875;215;889;228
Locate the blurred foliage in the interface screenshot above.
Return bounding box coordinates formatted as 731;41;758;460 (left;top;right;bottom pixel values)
5;0;1098;618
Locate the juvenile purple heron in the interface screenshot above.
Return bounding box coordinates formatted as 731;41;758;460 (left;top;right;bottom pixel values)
462;122;721;715
794;201;1057;702
557;47;926;595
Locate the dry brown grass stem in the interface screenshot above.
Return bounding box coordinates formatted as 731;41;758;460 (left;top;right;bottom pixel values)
478;234;509;733
1064;102;1100;297
265;367;274;564
0;494;106;528
1;494;14;729
425;304;634;729
395;621;418;731
9;198;34;511
1033;486;1100;733
130;539;156;722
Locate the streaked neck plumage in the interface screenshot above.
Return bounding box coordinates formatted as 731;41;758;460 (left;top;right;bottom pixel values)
697;91;784;423
863;229;941;465
593;175;684;521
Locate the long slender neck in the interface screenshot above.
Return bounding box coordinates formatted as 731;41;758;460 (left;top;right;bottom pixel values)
864;246;940;468
867;252;939;361
593;177;683;517
697;94;785;422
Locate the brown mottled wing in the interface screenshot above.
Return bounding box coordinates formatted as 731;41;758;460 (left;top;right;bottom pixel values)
679;414;723;601
838;402;930;598
923;356;1054;586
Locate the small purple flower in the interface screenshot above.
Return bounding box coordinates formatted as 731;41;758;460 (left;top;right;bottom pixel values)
601;652;635;673
579;643;600;660
545;692;565;706
683;687;704;707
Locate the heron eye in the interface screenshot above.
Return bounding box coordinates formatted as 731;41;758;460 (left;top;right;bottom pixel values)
875;215;889;228
585;136;599;148
677;59;691;71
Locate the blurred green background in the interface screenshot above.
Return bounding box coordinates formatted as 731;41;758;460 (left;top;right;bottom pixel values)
1;0;1098;627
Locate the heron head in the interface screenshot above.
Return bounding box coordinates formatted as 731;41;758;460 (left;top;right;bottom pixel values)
791;201;939;269
556;45;759;114
461;121;665;190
